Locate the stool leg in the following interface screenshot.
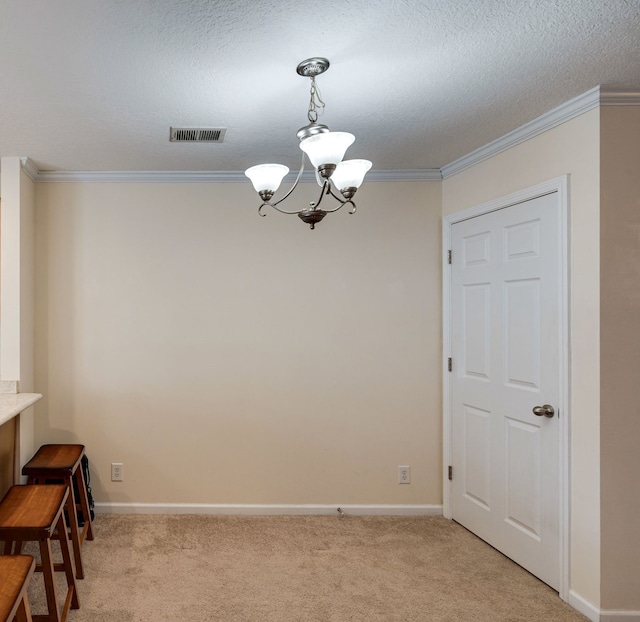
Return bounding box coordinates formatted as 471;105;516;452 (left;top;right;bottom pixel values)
40;538;62;622
16;595;34;622
63;478;84;579
56;513;79;612
73;466;94;541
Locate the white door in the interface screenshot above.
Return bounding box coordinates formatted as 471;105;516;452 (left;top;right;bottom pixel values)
450;191;562;590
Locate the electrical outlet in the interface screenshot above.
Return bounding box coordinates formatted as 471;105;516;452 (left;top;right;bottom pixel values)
111;462;124;482
398;465;411;484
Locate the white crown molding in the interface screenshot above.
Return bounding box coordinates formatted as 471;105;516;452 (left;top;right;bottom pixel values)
441;85;640;178
441;86;602;178
367;169;442;181
23;167;439;184
19;157;40;181
289;169;441;183
94;503;443;516
30;169;247;183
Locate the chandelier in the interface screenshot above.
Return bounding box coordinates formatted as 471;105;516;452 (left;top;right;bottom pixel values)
244;58;372;230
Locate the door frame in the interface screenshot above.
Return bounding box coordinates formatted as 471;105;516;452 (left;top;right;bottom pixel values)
442;176;570;600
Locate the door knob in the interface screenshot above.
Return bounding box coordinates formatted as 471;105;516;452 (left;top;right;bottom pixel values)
532;404;555;418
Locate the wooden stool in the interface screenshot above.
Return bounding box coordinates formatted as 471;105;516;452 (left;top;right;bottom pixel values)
22;444;94;580
0;485;79;622
0;555;35;622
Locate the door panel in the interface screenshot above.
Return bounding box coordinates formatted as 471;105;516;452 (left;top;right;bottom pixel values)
463;404;491;510
504;278;541;389
463;284;491;379
504;417;541;538
450;192;560;590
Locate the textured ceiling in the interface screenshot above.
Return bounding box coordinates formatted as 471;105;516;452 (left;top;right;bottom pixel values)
0;0;639;174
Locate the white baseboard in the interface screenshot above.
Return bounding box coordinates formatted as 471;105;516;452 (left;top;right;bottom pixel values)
568;591;640;622
94;503;443;517
600;612;640;622
567;591;600;621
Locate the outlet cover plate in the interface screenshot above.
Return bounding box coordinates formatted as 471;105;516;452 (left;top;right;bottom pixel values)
111;462;124;482
398;465;411;484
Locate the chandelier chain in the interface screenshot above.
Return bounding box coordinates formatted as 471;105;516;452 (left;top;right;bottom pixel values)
307;76;325;123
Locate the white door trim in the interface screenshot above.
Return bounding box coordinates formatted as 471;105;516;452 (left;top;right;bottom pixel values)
442;176;570;601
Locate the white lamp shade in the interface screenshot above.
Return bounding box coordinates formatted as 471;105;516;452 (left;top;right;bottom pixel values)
244;164;289;193
331;159;372;190
299;131;355;168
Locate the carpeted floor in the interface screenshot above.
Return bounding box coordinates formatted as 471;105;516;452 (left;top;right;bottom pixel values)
26;514;588;621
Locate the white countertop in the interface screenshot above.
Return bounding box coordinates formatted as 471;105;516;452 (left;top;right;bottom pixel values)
0;393;42;427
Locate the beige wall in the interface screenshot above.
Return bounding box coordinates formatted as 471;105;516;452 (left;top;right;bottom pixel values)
599;105;640;611
34;179;443;507
442;109;602;606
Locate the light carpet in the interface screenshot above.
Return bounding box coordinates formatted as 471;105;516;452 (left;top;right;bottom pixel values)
26;514;588;621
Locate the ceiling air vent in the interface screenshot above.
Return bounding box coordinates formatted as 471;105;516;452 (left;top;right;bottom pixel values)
170;127;226;143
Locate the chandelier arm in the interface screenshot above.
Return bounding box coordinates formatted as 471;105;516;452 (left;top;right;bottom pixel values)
326;185;348;204
320;200;357;214
319;185;357;214
260;202;305;216
269;153;306;210
258;201;310;217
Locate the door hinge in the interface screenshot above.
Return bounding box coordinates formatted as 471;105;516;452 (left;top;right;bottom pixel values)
448;465;453;480
448;357;452;372
447;250;452;264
